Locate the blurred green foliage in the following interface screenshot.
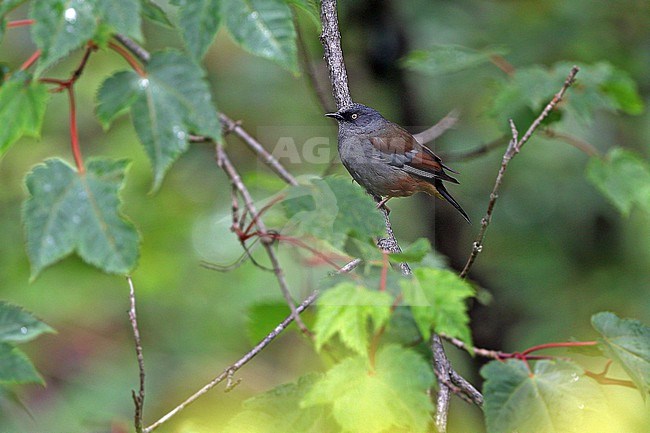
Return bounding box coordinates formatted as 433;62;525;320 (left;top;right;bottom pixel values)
0;0;649;432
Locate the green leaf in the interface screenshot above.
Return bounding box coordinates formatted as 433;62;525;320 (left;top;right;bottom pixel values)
223;0;298;74
141;0;173;28
171;0;221;62
389;238;432;263
586;148;650;216
314;283;392;356
30;0;97;75
95;70;143;129
402;44;508;76
0;73;49;156
482;359;610;433
401;268;475;349
282;176;385;250
23;158;140;278
302;345;434;433
0;302;54;344
94;0;142;40
224;374;334;433
284;0;320;28
0;344;43;385
127;50;221;189
592;312;650;398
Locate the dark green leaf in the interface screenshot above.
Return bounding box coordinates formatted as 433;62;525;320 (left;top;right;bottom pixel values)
282;176;385;250
302;345;434;433
0;344;43;385
402;44;508;76
314;282;392;355
223;0;298;74
0;302;54;343
94;0;142;40
586;148;650;216
401;268;475;349
23;158;140;278
0;73;49;156
389;238;432;263
30;0;97;75
128;50;221;188
592;312;650;398
171;0;221;61
141;0;173;28
95;70;142;129
482;359;610;433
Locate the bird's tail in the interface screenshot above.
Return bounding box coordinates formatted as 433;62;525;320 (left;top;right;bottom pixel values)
434;180;470;224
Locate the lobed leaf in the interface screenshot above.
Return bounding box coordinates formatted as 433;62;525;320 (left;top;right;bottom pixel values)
302;345;434;433
586;148;650;216
0;73;49;156
140;0;173;27
482;359;610;433
0;344;43;385
401;268;475;349
23;158;140;278
171;0;221;62
592;312;650;398
314;282;393;355
94;0;142;40
30;0;97;75
0;302;54;344
223;0;298;74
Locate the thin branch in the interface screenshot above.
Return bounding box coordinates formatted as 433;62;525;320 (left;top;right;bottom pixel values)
143;291;319;433
127;277;146;433
413;110;460;145
459;66;580;279
443;135;507;162
543;128;601;157
319;0;353;109
19;50;41;71
216;145;311;336
114;34;151;63
218;114;298;186
6;19;35;28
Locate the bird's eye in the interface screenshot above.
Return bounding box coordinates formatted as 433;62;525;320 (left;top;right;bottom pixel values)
351;113;358;120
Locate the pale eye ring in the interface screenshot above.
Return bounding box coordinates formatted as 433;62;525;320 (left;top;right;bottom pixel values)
351;113;358;120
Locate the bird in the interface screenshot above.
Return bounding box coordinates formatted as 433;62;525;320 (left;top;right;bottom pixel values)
325;103;470;223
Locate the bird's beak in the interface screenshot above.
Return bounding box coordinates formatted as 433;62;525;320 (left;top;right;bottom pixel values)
325;112;344;121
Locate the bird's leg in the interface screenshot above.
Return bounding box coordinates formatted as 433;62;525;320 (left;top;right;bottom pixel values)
376;196;392;213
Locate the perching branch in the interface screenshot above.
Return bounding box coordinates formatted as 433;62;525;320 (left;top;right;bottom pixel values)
318;3;481;431
459;66;580;279
127;277;146;433
143;291;319;433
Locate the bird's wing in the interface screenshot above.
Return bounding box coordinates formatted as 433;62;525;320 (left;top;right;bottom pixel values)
369;126;459;184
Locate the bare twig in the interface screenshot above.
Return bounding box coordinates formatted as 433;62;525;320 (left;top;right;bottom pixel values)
114;34;151;62
413;110;460;145
143;291;319;433
216;145;311;336
543;128;601;157
443;135;507;162
127;277;146;433
218;113;299;186
459;66;580;279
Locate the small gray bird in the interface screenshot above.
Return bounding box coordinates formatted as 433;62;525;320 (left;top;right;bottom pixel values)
326;103;469;223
